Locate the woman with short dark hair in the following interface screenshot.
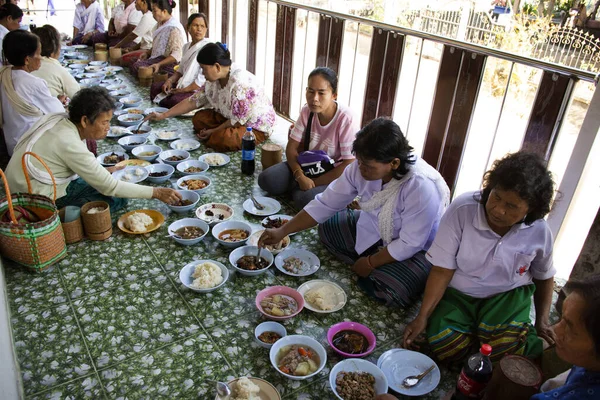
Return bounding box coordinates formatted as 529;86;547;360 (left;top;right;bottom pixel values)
146;42;276;151
403;151;557;364
31;25;80;99
5;87;181;211
130;0;185;76
0;3;22;64
0;30;64;156
259;118;449;307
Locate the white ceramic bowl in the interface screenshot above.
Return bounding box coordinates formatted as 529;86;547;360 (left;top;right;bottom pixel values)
166;190;200;213
274;248;320;277
329;359;389;399
89;61;107;67
109;89;131;100
229;245;274;276
159;149;190;166
168;218;209;246
176;160;209;176
211;220;252;248
97;151;128;166
84;65;104;73
126;124;152;139
179;259;229;293
144;106;169;115
270;335;327;380
132;145;162;162
124;108;144;116
176;174;211;195
145;164;175;184
195;203;234;226
170;138;200;152
80;78;101;87
117;113;144;127
83;72;105;80
155;129;180;141
118;135;148;152
255;321;287;349
107;84;127;92
120;96;143;109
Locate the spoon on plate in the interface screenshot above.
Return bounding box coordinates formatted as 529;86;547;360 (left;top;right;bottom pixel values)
401;364;436;388
206;379;231;397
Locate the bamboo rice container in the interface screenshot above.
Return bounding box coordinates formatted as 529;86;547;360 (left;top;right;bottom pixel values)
95;43;107;51
58;207;84;244
94;50;108;62
260;143;283;170
483;355;542;400
138;66;153;79
109;47;122;65
153;72;168;83
80;201;112;240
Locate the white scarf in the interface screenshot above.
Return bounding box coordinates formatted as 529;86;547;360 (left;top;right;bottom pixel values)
82;1;101;35
177;39;209;89
359;157;450;245
13;113;79;185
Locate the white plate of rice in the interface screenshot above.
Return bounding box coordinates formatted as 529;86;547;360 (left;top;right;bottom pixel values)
213;376;281;400
179;260;229;293
297;280;347;314
117;209;164;234
199;152;230;167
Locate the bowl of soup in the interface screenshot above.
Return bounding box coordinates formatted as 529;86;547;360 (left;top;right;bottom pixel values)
168;218;209;246
229;245;274;276
159;149;190;166
255;321;287;349
256;285;304;321
145;163;175;184
211;220;252;248
117;113;144;127
132;145;162;162
327;321;377;358
118;135;147;152
176;174;211;195
176;160;209;176
166;190;199;213
119;96;143;108
269;335;326;380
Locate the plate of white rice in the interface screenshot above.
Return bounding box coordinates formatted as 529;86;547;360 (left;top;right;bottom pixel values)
213;377;281;400
179;260;229;293
117;209;165;234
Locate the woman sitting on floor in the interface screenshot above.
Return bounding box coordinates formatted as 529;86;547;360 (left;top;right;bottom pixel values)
259;118;449;307
130;0;185;76
31;25;80;99
115;0;156;66
0;3;22;65
530;274;600;399
149;12;209;107
146;42;275;152
403;151;556;363
258;67;358;210
70;0;104;46
0;30;65;156
91;0;141;47
5;87;181;212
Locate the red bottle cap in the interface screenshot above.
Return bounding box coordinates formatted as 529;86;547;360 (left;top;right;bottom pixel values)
481;344;492;356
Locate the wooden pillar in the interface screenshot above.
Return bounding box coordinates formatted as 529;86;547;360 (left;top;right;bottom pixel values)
272;5;296;116
316;15;345;74
247;0;259;74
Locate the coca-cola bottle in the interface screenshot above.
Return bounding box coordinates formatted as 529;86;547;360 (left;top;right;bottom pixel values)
451;344;493;400
241;127;255;175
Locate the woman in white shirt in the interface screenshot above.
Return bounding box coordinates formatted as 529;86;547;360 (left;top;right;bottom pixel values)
31;25;80;98
149;12;209;107
0;3;22;65
0;30;64;156
91;0;142;47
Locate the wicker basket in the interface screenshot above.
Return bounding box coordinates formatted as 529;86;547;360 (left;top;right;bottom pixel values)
80;201;112;240
0;152;67;272
58;207;84;244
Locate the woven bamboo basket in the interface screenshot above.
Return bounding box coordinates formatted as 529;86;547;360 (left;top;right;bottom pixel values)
58;207;84;244
109;48;122;65
80;201;112;240
0;152;67;272
483;355;542;400
153;72;168;84
94;51;108;62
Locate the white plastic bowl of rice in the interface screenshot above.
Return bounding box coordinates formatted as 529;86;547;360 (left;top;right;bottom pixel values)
179;260;229;293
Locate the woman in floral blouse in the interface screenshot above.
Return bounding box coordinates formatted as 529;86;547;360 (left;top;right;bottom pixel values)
145;42;275;152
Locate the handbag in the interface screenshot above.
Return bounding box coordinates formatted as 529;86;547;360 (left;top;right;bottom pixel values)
0;152;67;272
297;112;335;178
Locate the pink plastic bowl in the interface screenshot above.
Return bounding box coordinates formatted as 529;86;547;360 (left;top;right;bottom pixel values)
327;321;377;358
255;285;305;321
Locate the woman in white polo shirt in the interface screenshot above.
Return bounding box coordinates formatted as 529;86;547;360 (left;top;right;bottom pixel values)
403;151;556;363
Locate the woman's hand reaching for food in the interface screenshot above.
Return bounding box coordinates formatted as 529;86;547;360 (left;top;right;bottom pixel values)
152;188;181;204
258;228;286;247
144;112;166;123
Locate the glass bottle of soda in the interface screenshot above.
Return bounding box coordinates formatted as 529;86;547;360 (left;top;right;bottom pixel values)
241;127;255;175
452;344;493;400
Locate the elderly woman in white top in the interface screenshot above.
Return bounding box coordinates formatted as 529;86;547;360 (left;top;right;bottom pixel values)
149;12;209;107
403;152;556;364
0;30;64;156
0;3;22;65
260;118;450;307
70;0;105;46
31;25;80;99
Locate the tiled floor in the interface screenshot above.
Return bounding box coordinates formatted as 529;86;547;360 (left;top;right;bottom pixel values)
2;50;561;399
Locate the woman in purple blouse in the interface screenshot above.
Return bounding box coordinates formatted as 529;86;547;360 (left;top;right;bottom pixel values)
259;118;449;307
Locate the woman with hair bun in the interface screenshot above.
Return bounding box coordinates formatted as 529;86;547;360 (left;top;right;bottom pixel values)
403;151;557;364
130;0;185;76
146;42;275;152
259;118;449;307
0;3;23;65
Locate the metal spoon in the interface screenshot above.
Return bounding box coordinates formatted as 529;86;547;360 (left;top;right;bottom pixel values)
250;194;265;210
206;379;231;397
255;246;262;265
402;364;436;388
